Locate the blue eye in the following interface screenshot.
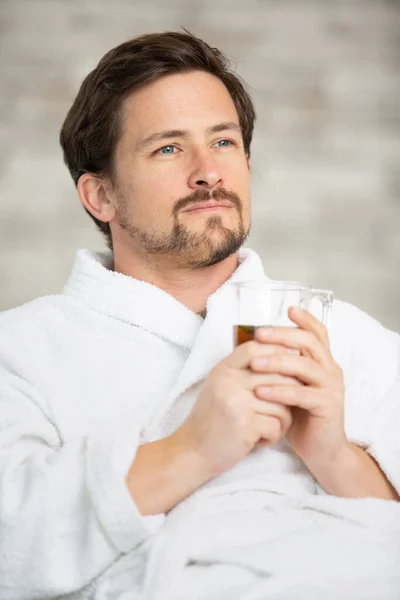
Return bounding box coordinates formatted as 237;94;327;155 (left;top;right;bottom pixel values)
215;139;233;148
157;145;177;155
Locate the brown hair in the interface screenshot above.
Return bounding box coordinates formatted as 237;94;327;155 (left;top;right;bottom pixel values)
59;31;256;250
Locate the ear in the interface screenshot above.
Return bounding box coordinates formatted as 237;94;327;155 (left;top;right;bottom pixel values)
77;174;116;224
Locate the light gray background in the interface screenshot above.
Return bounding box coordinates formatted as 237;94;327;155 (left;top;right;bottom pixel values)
0;0;399;330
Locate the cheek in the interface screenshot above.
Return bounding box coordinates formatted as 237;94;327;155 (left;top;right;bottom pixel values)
142;164;186;202
131;176;181;227
229;153;251;182
229;165;251;205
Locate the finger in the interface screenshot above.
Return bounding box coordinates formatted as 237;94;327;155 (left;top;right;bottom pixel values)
254;325;331;367
252;399;293;434
250;349;301;372
288;306;330;349
226;340;297;371
253;414;286;446
254;353;333;387
247;373;301;389
254;384;338;418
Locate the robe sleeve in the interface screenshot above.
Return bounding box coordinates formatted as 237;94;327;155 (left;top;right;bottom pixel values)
365;343;400;495
325;300;400;499
0;363;161;600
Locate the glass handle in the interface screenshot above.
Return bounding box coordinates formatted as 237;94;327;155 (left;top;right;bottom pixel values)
309;288;334;328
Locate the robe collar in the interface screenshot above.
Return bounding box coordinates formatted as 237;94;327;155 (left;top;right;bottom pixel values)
63;246;268;351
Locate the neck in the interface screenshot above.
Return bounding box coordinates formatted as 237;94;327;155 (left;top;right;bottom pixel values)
112;248;239;315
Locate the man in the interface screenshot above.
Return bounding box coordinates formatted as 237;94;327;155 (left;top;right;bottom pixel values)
0;31;399;600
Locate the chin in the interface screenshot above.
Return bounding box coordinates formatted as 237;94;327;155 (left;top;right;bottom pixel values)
188;227;248;269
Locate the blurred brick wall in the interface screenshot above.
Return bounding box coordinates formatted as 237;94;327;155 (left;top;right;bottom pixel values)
0;0;399;330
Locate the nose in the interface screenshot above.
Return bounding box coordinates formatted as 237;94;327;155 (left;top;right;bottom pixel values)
187;150;223;191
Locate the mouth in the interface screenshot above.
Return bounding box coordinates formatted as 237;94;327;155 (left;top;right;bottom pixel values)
182;202;234;214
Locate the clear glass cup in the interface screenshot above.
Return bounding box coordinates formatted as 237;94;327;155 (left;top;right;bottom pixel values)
232;280;334;346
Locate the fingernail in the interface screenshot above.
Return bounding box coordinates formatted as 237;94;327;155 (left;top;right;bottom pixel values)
252;357;269;369
258;386;272;397
292;306;305;314
258;327;273;339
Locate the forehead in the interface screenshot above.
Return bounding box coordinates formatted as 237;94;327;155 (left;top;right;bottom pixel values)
121;71;240;140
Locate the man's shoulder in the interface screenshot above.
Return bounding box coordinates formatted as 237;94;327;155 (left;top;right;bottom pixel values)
331;297;398;341
0;294;81;350
1;294;74;324
330;297;399;389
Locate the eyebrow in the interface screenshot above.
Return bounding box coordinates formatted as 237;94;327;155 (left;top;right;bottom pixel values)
136;121;242;152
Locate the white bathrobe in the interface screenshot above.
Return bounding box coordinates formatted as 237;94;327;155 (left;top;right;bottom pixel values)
0;247;399;600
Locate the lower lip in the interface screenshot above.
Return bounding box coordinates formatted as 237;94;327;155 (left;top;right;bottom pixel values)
185;206;231;214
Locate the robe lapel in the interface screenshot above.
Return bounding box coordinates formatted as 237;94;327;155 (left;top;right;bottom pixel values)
66;246;269;429
164;248;269;404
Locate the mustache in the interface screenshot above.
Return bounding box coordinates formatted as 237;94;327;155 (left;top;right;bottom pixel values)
173;187;243;217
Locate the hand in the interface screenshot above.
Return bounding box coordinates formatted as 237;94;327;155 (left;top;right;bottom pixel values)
251;306;347;475
177;341;297;478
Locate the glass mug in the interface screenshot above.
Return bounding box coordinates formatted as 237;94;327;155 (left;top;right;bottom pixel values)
232;281;334;346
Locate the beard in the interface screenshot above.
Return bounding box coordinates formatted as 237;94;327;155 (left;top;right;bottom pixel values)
117;187;250;269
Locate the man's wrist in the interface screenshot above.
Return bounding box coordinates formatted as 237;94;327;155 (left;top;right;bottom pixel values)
311;441;399;500
126;430;213;516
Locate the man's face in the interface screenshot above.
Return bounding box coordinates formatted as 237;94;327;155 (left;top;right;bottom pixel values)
110;70;251;268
